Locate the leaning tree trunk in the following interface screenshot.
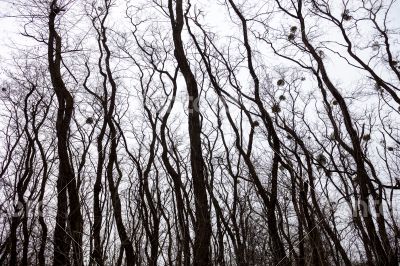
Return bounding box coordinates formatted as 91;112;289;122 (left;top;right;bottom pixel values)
168;0;212;265
48;1;83;265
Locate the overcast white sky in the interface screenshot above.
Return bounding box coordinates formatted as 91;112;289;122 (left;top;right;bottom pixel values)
0;0;399;256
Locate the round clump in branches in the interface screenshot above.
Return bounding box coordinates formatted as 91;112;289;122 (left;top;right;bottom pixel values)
271;103;281;113
288;33;295;41
332;100;338;106
290;26;298;33
86;117;94;124
279;95;286;101
252;121;259;127
342;9;352;21
325;170;332;178
374;83;384;93
372;41;380;51
1;87;6;92
277;79;285;86
362;134;371;141
316;153;327;166
388;147;394;152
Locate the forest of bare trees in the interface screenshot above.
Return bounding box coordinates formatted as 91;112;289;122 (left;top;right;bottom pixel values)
0;0;399;265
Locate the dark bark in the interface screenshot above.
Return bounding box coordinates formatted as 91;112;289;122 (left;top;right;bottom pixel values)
48;2;83;265
167;1;212;265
